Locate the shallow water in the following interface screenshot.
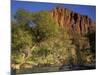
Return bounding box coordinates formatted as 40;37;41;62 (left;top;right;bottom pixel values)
11;64;96;75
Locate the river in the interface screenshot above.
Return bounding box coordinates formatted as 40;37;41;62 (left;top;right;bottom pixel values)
11;64;95;75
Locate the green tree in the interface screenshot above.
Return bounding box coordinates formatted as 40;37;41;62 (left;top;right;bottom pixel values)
31;11;60;43
11;9;77;67
14;9;32;25
11;21;33;64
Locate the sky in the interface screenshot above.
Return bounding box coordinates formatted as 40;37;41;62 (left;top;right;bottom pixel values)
11;0;96;21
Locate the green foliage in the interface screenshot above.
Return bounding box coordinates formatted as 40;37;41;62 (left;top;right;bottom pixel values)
15;9;32;25
12;24;33;52
12;9;95;69
12;53;25;64
87;29;96;53
81;50;95;64
31;11;60;43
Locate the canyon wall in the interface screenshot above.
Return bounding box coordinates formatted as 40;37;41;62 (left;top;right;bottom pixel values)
49;6;95;49
50;7;95;37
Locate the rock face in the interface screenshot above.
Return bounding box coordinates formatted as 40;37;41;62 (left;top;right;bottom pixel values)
49;6;95;50
50;6;95;37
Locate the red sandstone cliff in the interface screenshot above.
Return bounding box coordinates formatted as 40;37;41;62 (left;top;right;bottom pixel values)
49;6;95;49
50;6;95;37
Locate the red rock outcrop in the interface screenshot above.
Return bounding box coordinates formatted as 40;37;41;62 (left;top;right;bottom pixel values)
48;6;96;50
50;6;95;37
